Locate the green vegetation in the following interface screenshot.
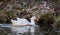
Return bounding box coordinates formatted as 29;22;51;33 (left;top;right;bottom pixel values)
53;15;60;29
37;12;56;31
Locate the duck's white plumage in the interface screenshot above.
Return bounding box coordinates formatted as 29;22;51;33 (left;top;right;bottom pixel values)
30;16;36;25
11;16;36;26
11;16;36;33
11;19;29;33
11;19;19;26
17;17;30;25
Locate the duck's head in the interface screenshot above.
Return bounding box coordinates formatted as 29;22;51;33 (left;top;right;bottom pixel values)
31;16;36;21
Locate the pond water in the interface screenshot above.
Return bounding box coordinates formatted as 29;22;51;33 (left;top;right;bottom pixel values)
0;24;60;35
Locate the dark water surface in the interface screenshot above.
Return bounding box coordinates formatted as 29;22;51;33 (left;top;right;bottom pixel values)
0;24;59;35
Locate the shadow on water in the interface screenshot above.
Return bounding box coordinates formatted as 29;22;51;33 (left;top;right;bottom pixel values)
0;24;60;35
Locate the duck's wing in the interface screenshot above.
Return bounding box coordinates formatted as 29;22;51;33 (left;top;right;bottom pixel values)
20;19;30;25
17;17;29;23
17;17;21;21
17;17;31;25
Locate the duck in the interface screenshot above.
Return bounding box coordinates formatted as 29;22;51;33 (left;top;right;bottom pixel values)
11;16;36;33
16;16;36;26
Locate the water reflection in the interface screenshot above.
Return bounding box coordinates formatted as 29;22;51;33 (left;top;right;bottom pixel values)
0;24;60;35
12;26;40;35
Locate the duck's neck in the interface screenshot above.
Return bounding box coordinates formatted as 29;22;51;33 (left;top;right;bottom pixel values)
31;19;35;25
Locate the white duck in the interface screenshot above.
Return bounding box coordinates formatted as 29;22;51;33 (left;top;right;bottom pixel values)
16;16;36;26
11;16;36;34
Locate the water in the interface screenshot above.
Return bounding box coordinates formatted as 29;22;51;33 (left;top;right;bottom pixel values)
0;24;59;35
